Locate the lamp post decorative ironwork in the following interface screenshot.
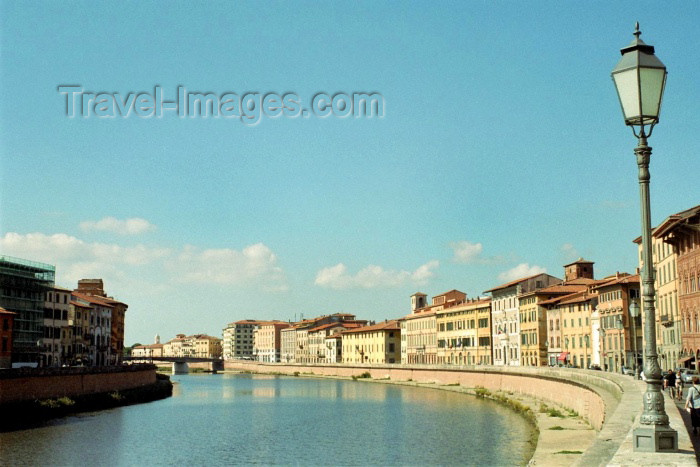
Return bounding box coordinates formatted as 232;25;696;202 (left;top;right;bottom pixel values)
611;22;677;452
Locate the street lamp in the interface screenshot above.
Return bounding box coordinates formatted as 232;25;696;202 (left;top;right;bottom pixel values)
611;23;676;452
630;298;640;377
616;316;624;373
600;327;607;371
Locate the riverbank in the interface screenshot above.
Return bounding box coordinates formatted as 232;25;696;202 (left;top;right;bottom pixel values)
223;361;696;465
0;364;172;431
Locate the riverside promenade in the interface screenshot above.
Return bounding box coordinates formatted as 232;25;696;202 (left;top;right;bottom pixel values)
225;361;696;466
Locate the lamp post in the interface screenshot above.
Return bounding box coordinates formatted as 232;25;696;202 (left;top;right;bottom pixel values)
630;298;640;377
616;316;625;373
611;23;677;452
600;327;607;371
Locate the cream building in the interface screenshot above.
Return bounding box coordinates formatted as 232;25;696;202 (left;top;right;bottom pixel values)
194;334;222;358
634;217;682;370
593;274;641;373
486;273;561;366
436;298;491;365
131;343;164;359
403;290;464;364
42;286;71;367
342;320;400;364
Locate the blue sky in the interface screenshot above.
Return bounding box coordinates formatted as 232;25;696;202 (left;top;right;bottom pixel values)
1;1;698;345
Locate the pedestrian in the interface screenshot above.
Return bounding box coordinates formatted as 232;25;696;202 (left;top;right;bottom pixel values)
667;370;677;399
685;376;700;436
677;370;684;401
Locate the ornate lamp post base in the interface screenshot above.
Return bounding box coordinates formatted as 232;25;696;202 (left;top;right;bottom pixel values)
633;424;678;452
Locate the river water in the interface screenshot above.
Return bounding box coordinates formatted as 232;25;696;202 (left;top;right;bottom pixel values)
0;373;533;465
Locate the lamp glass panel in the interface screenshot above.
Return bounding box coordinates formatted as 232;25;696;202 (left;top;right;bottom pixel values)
640;67;666;122
613;68;641;122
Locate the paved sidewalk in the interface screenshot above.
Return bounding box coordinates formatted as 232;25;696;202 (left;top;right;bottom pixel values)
671;387;700;464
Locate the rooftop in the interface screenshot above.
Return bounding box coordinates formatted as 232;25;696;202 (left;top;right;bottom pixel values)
343;320;400;334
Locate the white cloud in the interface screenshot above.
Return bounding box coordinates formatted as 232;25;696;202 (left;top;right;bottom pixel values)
450;241;483;263
0;232;286;292
169;243;287;291
0;232;170;284
497;263;547;282
315;260;439;289
80;217;156;235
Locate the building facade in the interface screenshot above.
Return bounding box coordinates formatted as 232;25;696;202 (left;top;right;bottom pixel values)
42;286;71;367
435;298;491;365
486;273;561;366
652;205;700;370
222;320;262;360
593;274;640;373
253;322;290;362
403;290;465;365
342;321;401;364
0;256;55;367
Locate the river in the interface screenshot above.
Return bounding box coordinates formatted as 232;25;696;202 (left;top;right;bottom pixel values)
0;373;534;465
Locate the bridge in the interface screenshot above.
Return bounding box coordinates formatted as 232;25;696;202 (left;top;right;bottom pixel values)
123;356;223;374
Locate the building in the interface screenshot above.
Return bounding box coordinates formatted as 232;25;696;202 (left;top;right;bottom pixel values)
69;299;92;365
325;333;343;363
0;256;55;367
651;205;700;370
194;334;222;358
288;313;359;363
253;321;290;362
163;334;193;357
521;261;598;367
74;279;128;365
542;290;598;368
281;326;297;363
131;343;164;359
0;307;15;368
72;292;113;366
485;273;561;366
307;322;365;363
592;274;641;373
633;227;681;370
222;320;263;360
342;320;401;364
42;286;71;367
435;297;491;365
402;290;464;365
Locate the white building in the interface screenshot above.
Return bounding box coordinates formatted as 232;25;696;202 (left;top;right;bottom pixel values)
485;273;561;366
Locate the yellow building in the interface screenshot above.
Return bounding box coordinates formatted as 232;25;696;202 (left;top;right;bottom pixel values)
520;283;593;367
593;274;640;373
634;220;682;370
518;292;543;367
193;334;222;358
436;298;491;365
403;290;465;364
342;320;400;364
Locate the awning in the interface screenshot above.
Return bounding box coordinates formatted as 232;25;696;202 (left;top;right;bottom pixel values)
678;356;694;365
557;352;569;361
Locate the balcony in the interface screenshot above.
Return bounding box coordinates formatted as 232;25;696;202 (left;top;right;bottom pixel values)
660;315;673;327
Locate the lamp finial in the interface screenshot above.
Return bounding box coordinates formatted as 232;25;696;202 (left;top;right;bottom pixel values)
634;22;641;38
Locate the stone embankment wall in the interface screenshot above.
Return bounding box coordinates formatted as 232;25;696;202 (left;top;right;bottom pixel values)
0;364;158;405
225;361;610;430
